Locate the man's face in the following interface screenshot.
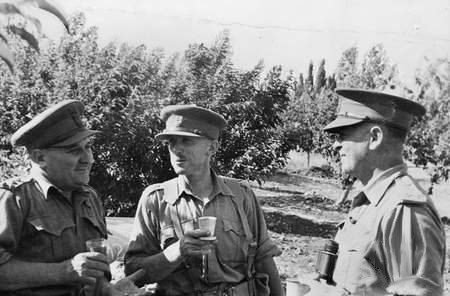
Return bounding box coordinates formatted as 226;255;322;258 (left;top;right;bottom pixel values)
332;124;371;179
39;137;94;191
163;135;215;177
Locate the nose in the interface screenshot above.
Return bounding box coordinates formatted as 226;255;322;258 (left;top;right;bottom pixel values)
81;147;94;164
332;140;342;151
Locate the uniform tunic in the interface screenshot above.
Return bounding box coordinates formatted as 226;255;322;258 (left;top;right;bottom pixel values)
333;164;446;294
0;168;107;296
125;172;280;295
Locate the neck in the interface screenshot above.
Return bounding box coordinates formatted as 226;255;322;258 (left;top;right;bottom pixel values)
359;157;404;185
182;170;214;199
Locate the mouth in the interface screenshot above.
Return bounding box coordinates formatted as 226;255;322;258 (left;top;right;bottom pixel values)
76;167;91;172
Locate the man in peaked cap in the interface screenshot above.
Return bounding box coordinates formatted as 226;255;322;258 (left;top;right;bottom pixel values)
0;100;113;295
300;89;446;296
125;105;284;296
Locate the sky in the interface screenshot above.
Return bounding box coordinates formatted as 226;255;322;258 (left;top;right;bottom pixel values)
47;0;450;86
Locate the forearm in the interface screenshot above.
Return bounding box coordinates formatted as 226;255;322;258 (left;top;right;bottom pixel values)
0;258;74;290
256;256;284;296
125;242;183;284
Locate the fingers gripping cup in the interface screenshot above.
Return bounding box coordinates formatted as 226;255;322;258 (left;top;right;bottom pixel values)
198;216;217;241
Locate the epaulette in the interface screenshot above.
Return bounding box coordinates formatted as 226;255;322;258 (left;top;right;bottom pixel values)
221;176;251;189
0;175;34;192
392;175;428;205
142;183;164;197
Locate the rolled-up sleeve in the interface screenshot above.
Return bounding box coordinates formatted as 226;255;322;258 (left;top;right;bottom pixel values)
124;188;162;275
0;189;23;265
242;185;281;261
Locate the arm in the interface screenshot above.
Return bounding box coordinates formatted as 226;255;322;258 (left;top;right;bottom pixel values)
255;256;284;296
242;184;284;295
0;187;110;291
124;189;181;284
0;253;110;290
376;204;445;295
124;188;212;285
126;229;213;285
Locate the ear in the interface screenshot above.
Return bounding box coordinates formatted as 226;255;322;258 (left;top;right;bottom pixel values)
208;140;219;156
30;149;48;168
368;126;383;150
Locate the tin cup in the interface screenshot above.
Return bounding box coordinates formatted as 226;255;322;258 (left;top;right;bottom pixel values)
85;238;123;263
198;216;217;241
85;238;107;254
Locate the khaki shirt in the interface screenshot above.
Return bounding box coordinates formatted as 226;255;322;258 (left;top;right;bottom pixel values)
0;168;107;296
333;164;446;294
125;172;280;295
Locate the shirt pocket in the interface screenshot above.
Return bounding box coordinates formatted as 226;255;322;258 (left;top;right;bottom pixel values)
216;218;246;264
25;215;75;261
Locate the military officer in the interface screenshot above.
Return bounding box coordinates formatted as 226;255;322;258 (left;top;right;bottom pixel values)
0;100;111;295
304;89;446;296
125;105;284;296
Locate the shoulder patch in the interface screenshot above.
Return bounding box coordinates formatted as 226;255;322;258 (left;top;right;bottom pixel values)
0;175;34;192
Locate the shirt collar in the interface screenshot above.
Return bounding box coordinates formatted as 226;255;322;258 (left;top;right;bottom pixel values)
362;163;407;206
166;170;235;204
30;166;56;199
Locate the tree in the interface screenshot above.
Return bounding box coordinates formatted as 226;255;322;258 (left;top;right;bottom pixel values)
163;31;293;183
282;59;339;166
0;22;293;215
0;0;69;71
406;58;450;191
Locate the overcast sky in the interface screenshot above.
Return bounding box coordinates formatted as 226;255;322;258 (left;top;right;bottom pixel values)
51;0;450;85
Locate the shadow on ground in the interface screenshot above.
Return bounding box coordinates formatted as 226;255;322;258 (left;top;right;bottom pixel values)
265;211;338;238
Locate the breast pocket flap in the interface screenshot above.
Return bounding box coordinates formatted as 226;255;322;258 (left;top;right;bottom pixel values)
27;216;75;236
222;219;243;236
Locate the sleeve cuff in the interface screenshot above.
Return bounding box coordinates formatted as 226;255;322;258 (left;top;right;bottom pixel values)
255;238;281;260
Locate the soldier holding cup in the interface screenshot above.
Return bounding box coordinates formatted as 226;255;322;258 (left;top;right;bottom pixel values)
125;105;284;296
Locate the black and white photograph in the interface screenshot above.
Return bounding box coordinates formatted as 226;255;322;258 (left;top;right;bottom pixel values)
0;0;449;295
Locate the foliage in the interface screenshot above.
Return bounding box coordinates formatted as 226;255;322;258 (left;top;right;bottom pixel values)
0;0;69;72
161;31;293;183
405;58;450;189
0;18;292;215
334;44;450;190
282;59;339;166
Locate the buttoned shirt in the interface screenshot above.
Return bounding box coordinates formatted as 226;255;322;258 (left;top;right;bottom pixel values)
333;164;446;294
0;167;107;296
125;172;280;295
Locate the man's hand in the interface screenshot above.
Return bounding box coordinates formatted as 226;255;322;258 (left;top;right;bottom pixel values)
109;269;153;296
180;229;216;257
61;252;110;286
163;229;216;263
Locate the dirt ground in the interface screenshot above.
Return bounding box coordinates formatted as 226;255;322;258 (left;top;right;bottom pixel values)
108;166;450;292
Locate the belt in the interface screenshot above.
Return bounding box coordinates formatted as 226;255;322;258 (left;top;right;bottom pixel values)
163;280;252;296
193;281;249;296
